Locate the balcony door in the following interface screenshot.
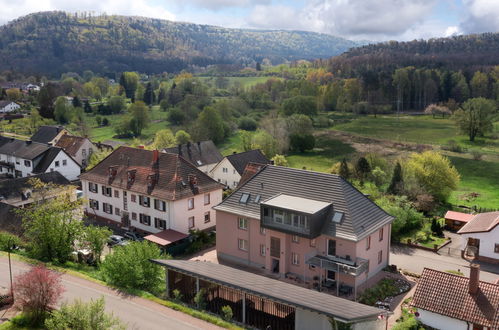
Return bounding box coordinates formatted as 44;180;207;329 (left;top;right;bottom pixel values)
270;237;280;258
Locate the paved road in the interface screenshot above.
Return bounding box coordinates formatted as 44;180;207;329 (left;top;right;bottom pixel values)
390;244;499;283
0;256;221;330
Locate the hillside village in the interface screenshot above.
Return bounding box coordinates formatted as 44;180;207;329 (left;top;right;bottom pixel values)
0;10;498;330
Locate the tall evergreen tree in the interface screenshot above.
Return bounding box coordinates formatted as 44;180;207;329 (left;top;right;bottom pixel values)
388;162;404;195
339;158;350;180
83;100;92;113
143;82;155;106
72;95;82;108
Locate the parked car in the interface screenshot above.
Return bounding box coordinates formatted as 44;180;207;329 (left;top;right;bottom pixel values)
108;235;126;247
124;231;144;241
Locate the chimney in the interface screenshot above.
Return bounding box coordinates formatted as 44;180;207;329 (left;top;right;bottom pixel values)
178;144;182;155
137;145;144;149
469;263;480;294
152;150;159;165
197;141;201;149
26;140;32;145
187;141;191;151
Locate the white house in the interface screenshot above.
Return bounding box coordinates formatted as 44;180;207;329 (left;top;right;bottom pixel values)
412;266;499;330
163;141;223;174
55;135;96;168
80;147;223;246
458;211;499;264
0;101;21;113
0;136;81;181
209;149;271;189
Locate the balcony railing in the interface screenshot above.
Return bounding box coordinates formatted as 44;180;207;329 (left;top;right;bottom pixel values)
262;216;310;236
305;252;369;277
0;160;15;168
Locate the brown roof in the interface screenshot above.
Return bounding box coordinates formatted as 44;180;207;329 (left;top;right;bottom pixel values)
444;210;474;223
458;211;499;234
80;146;222;201
237;162;267;188
225;150;271;175
55;135;87;157
144;229;188;246
412;268;499;328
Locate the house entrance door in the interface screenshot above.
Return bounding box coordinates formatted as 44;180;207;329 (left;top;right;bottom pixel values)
122;212;130;228
270;237;280;258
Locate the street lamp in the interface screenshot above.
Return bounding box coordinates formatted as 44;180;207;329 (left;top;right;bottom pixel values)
6;237;15;302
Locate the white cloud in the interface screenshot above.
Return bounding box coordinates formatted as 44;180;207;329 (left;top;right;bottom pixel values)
0;0;175;25
248;5;303;30
460;0;499;33
444;26;461;37
179;0;271;10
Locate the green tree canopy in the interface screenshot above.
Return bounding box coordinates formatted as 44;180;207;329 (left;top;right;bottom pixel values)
128;101;150;137
152;129;176;149
453;97;496;141
175;130;191;144
405;151;460;202
282;95;318;117
193;106;225;144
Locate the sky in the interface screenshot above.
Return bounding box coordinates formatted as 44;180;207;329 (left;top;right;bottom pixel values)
1;0;499;41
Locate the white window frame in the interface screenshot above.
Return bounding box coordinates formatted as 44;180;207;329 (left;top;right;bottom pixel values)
188;216;195;229
238;217;248;230
260;244;266;256
238;239;248;251
291;252;299;265
204;193;210;205
188;198;194;210
292;235;300;243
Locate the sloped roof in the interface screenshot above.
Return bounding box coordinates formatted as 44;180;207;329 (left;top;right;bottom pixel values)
225;149;271;175
163;141;223;167
33;147;63;173
444;210;474;223
458;211;499;234
0;101;18;108
152;260;386;323
145;229;188;246
214;165;394;241
0;202;22;235
412;268;499;328
237;162;267;188
0;136;51;160
30;125;66;144
55;135;88;157
0;171;70;201
80;146;222;201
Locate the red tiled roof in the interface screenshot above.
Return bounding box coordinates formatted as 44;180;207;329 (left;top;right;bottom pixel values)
145;229;188;246
55;135;87;157
412;268;499;328
80;146;222;201
444;210;474;223
237;162;268;188
458;211;499;234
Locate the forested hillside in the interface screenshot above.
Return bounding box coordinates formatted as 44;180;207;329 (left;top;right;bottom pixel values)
0;11;359;76
327;33;499;76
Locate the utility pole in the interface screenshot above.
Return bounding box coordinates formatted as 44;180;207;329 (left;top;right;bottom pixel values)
7;237;14;301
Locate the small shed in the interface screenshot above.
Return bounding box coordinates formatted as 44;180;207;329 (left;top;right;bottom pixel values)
444;211;474;231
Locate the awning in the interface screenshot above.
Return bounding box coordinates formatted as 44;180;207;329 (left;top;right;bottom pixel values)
145;229;188;246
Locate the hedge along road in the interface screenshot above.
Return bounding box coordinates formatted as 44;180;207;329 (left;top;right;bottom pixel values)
0;256;223;330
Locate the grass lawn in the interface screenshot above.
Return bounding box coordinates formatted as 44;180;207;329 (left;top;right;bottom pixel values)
398;221;448;249
332;114;499;155
87;105;171;144
198;76;275;89
448;156;499;209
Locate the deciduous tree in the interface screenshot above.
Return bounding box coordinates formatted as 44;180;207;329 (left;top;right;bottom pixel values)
453;97;496;141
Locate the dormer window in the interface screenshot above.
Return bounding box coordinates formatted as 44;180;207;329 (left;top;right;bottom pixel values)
127;170;136;185
239;193;250;204
332;211;344;224
108;166;118;181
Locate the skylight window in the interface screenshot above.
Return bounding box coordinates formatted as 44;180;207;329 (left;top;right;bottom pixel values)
196;160;203;165
239;193;250;204
332;211;344;224
254;195;261;204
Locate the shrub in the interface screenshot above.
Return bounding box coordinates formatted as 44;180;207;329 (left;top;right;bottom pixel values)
290;134;315;152
102;118;110;126
471;151;483;160
14;266;64;324
45;297;125;330
172;289;183;302
238;117;258;131
271;154;288;167
0;231;21;251
100;241;164;292
221;305;233;321
358;279;399;306
443;140;464;153
194;289;207;310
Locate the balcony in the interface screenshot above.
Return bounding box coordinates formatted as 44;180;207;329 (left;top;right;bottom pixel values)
0;160;15;168
305;252;369;277
261;215;310;236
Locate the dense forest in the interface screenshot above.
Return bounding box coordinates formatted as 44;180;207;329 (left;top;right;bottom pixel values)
0;11;360;77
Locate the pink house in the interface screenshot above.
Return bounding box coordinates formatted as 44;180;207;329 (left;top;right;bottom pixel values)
214;165;394;298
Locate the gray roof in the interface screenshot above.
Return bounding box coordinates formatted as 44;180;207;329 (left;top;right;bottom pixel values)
152;259;385;323
30;125;66;144
214;165;394;241
33;147;63;173
163;141;223;167
225;149;271;175
0;101;17;108
0;171;70;201
0;136;51;160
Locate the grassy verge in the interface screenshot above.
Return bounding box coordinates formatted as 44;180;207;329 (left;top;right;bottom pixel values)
0;252;240;329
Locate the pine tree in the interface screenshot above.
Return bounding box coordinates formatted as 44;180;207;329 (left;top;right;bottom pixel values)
143;82;155;106
339;158;350;180
388;162;403;195
355;157;371;182
72;95;82;108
